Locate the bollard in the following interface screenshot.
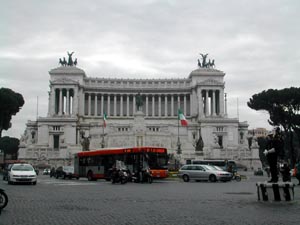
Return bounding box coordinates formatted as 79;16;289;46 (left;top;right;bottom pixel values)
256;182;295;202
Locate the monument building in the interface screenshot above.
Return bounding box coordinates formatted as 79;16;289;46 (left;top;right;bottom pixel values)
18;53;260;169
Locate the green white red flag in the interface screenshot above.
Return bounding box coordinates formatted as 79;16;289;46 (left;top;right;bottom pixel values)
178;109;188;126
103;113;107;128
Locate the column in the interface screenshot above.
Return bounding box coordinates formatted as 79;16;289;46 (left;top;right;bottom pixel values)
65;89;69;115
133;95;136;114
197;88;203;118
59;88;63;115
205;90;209;116
101;94;104;116
107;94;111;116
225;92;228;117
171;95;174;116
51;87;56;115
152;95;155;116
114;94;117;116
146;95;149;116
177;95;181;114
94;94;98;116
120;94;123;116
212;90;216;116
73;88;78;116
158;95;161;117
165;95;168;117
220;89;225;117
127;95;130;116
88;93;91;116
184;94;187;115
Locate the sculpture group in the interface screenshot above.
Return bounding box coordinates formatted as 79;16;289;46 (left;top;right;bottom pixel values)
59;51;77;67
197;53;215;69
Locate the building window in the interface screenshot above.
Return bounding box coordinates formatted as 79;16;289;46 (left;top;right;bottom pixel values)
53;135;60;150
218;136;223;148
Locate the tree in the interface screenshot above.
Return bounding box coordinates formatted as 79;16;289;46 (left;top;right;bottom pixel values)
0;88;25;137
247;87;300;166
0;136;20;160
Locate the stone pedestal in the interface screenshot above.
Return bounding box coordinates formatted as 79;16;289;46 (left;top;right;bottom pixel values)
256;182;295;202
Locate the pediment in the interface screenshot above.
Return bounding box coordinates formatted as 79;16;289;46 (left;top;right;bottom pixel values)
51;78;79;85
199;79;224;86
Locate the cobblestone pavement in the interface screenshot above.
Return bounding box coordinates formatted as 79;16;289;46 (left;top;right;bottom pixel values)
0;173;299;225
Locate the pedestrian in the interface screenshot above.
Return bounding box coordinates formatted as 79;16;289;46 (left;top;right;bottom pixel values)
295;160;300;185
266;127;284;182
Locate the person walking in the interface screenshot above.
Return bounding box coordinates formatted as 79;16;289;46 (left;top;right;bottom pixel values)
295;161;300;185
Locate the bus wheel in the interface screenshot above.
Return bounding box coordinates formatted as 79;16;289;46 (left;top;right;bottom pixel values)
209;175;217;182
87;171;93;181
183;175;189;182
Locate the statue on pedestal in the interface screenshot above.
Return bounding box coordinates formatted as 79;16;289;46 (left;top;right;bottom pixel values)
136;92;143;112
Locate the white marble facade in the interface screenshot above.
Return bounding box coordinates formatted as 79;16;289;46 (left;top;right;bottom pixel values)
18;64;260;169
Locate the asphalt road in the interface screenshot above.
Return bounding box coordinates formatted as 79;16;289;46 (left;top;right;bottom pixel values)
0;172;300;225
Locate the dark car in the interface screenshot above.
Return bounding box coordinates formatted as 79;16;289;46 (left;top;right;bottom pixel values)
55;166;79;179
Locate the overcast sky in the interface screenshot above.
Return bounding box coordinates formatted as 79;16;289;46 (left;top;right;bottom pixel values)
1;0;299;138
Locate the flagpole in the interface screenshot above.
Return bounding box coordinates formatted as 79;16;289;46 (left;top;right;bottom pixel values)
177;109;181;155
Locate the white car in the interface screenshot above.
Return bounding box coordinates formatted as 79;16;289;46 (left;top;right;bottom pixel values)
8;163;37;185
178;164;232;182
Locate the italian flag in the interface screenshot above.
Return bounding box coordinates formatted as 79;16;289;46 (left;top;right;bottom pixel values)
178;109;188;126
103;113;107;128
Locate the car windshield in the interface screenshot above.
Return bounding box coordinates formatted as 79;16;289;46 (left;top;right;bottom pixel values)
12;164;34;171
63;166;74;172
202;165;215;171
212;166;224;171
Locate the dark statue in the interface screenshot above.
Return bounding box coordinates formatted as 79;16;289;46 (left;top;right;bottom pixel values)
195;129;204;152
197;53;215;69
80;131;90;151
136;92;143;111
59;52;77;67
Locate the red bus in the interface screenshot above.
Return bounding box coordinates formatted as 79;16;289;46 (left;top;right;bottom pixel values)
74;146;168;181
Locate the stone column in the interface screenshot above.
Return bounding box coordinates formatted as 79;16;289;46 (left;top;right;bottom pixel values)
127;95;130;116
146;95;149;116
120;94;123;116
107;94;111;116
184;94;187;115
114;94;117;116
220;89;225;117
205;90;209;116
165;95;168;117
152;95;155;116
59;88;63;115
88;93;91;116
51;87;56;115
224;92;228;117
212;90;216;116
133;95;136;113
177;95;181;113
197;88;203;118
171;95;174;116
101;94;104;116
66;89;70;115
158;94;161;117
94;94;98;116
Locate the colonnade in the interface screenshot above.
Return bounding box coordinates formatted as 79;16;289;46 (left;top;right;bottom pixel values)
83;93;191;117
50;88;75;116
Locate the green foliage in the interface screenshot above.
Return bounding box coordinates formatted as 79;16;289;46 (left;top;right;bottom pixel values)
248;87;300;165
0;88;25;137
0;136;20;160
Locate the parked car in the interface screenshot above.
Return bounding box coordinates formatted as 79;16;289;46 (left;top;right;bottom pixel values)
7;163;37;185
55;166;79;179
178;164;232;182
43;168;51;175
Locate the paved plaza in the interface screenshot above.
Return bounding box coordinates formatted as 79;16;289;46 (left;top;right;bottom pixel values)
0;172;300;225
